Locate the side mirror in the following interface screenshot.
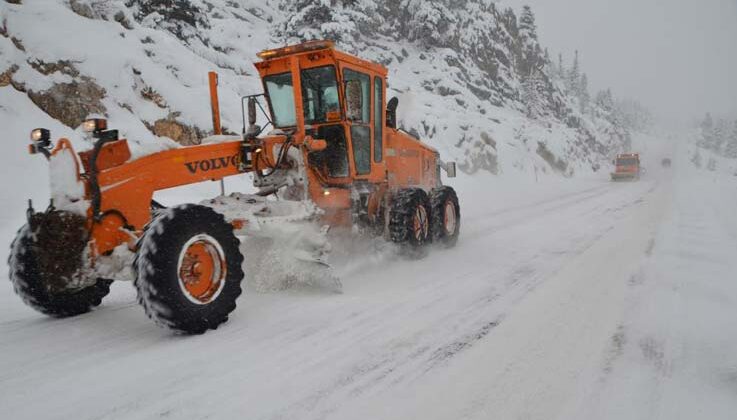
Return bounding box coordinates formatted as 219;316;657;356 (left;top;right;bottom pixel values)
345;80;362;121
440;161;456;178
248;97;257;126
386;96;398;128
246;97;260;138
446;161;457;178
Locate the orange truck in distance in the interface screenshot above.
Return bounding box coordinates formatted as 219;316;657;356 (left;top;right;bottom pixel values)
611;153;641;181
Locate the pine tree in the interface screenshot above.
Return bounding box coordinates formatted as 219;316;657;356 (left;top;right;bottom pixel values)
567;50;581;94
557;53;564;80
700;113;714;149
517;5;543;77
403;0;455;46
579;73;590;113
522;69;546;118
503;7;519;38
724;120;737;159
691;149;703;168
713;118;729;154
595;88;614;113
127;0;210;45
543;47;554;77
280;0;376;46
707;157;717;171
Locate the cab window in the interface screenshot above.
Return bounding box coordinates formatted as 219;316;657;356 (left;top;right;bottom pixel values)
343;68;371;175
309;125;350;178
263;72;296;128
343;69;370;123
301;66;340;124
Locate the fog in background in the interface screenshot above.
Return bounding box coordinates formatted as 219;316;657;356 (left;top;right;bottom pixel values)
506;0;737;125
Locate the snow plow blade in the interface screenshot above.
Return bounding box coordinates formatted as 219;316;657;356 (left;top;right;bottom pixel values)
610;172;638;181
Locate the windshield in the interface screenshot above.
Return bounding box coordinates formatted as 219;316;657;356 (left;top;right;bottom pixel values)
301;66;340;124
264;72;296;127
616;158;638;166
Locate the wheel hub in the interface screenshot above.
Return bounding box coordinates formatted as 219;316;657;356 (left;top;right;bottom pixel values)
444;200;457;235
412;205;429;241
177;234;227;304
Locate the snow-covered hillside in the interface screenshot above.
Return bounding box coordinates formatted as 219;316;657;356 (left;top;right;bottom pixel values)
1;0;633;176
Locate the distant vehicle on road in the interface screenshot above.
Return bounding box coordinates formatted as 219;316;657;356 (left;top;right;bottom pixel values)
661;158;672;167
611;153;641;181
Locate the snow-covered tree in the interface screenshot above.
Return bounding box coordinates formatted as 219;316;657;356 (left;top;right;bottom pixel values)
724;120;737;159
517;5;543;77
707;157;717;171
712;118;730;154
691;149;703;168
557;52;565;80
595;88;614;113
616;99;653;132
126;0;210;45
699;112;714;149
279;0;377;47
522;69;546;118
567;50;581;94
402;0;455;47
579;73;590;112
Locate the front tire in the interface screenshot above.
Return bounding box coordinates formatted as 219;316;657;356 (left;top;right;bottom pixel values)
134;205;244;334
430;186;460;248
8;212;112;317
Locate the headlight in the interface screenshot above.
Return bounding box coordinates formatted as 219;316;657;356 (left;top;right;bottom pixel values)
82;118;107;133
30;128;50;143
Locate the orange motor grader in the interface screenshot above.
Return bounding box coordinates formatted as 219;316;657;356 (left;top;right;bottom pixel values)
610;153;642;181
9;40;460;334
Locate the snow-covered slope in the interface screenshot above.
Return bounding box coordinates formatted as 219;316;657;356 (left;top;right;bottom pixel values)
1;0;631;176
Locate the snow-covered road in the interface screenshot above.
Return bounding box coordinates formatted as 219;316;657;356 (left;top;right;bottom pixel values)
2;138;737;420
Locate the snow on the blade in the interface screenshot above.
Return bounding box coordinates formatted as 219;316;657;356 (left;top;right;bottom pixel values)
48;145;88;215
203;193;340;292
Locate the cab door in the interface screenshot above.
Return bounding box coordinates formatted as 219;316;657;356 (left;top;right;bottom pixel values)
342;67;372;180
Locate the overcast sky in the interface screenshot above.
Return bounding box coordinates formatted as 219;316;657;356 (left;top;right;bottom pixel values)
504;0;737;124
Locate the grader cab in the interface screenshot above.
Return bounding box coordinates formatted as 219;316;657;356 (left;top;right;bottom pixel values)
11;40;460;334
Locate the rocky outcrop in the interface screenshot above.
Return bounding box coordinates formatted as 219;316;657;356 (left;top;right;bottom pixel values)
0;64;18;87
28;78;106;128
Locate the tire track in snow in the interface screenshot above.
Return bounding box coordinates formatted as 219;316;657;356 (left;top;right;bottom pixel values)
260;182;662;420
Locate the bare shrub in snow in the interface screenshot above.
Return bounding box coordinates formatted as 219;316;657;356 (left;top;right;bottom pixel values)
141;86;167;108
691;149;703;168
150;115;205;145
537;141;568;174
707;157;717;171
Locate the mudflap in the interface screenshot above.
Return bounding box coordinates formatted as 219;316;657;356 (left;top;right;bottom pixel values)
25;210;91;293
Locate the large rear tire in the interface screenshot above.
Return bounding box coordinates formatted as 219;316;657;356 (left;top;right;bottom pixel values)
388;188;432;258
133;204;244;334
430;186;460;248
8;212;112;317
